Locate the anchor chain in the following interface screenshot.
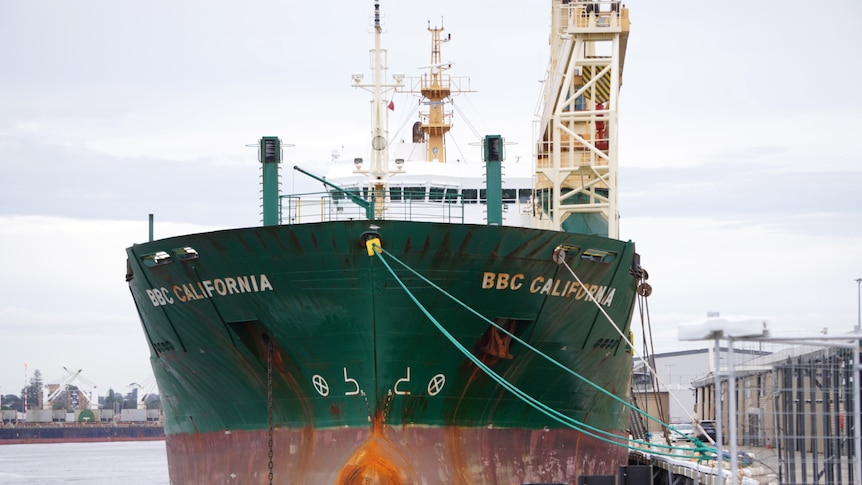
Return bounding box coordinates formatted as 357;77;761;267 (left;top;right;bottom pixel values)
266;335;274;485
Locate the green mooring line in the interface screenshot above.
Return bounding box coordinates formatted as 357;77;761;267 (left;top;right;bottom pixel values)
371;245;714;458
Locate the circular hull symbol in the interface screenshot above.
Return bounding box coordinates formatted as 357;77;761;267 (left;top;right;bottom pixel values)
312;375;330;396
428;374;446;396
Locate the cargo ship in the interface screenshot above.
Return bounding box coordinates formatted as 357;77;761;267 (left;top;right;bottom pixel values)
125;1;642;483
0;422;164;445
1;408;164;445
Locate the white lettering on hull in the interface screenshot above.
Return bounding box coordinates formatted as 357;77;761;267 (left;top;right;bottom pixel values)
481;271;617;307
144;274;273;307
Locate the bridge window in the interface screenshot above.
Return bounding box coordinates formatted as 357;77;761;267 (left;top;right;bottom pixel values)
404;187;425;201
429;186;445;202
462;188;478;204
502;188;516;203
445;188;459;203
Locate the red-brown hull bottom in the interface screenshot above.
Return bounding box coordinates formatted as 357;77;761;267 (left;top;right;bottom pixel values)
166;426;627;484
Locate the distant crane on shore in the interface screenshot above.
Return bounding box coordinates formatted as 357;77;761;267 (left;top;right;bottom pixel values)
42;367;98;410
128;375;158;410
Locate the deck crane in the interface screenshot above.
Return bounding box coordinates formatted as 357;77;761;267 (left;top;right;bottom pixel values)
533;0;630;239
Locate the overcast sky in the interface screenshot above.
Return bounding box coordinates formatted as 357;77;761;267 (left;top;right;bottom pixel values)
2;0;861;398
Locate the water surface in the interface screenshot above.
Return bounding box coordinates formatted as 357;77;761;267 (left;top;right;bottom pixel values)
0;440;168;484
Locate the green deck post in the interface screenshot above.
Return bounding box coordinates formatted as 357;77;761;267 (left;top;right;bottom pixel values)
260;136;281;226
483;135;504;226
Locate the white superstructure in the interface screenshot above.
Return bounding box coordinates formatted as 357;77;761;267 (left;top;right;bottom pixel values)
307;4;534;227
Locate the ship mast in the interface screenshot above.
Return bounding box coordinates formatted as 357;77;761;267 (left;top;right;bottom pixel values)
420;24;452;163
369;3;388;178
400;21;473;163
352;2;405;218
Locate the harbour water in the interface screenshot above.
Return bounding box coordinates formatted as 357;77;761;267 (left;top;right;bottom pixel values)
0;440;168;484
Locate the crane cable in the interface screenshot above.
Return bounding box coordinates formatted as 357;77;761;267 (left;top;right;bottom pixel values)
637;282;670;443
556;246;704;445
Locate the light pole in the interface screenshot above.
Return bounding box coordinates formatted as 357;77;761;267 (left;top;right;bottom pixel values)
855;278;861;333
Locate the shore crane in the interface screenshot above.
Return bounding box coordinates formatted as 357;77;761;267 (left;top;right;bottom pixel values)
42;367;99;410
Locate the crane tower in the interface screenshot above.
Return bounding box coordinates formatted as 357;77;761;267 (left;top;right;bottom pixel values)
534;0;630;238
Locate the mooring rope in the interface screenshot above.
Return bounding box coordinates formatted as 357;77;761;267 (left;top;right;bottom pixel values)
370;243;713;458
557;252;705;447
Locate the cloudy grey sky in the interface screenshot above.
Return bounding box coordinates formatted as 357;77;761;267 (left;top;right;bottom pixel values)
2;0;861;397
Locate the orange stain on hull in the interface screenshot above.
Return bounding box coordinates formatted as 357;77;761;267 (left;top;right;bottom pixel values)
336;413;407;485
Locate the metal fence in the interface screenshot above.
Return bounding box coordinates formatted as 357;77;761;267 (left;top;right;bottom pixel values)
771;347;858;484
692;335;861;485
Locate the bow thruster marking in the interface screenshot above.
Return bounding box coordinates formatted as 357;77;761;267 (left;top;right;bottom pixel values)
312;375;329;397
428;374;446;396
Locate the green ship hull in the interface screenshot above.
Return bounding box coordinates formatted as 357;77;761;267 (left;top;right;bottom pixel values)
126;220;639;483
